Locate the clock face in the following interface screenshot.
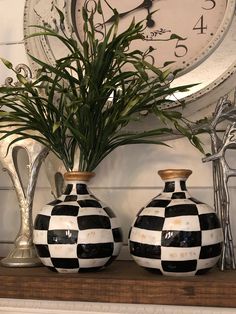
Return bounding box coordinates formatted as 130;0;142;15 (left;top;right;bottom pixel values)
71;0;234;75
24;0;236;123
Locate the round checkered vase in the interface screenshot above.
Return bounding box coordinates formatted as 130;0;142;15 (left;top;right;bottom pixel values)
129;169;223;276
33;171;123;273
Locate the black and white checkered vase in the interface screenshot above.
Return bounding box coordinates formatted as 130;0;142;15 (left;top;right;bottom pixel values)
33;181;123;273
129;170;223;276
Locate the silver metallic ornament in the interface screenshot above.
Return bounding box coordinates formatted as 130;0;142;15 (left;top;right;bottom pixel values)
0;63;49;267
202;95;236;270
0;130;48;267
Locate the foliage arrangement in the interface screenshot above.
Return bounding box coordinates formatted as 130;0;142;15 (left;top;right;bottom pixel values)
0;3;203;172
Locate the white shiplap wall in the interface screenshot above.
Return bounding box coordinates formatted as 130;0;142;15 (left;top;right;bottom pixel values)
0;1;236;313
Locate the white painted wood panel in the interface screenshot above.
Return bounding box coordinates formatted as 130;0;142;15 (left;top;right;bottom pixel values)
0;299;235;314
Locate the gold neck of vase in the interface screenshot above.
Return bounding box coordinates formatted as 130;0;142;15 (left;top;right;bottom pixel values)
64;171;95;182
158;169;192;181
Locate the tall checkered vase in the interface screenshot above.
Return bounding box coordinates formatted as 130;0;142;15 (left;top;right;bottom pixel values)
33;171;123;273
129;169;223;276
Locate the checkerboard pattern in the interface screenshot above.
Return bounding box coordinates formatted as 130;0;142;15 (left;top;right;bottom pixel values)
129;179;223;276
33;183;123;273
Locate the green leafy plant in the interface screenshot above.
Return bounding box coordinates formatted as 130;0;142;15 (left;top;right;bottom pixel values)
0;3;203;172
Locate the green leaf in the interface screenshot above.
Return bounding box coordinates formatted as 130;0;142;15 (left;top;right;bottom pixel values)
16;74;29;85
97;0;103;15
55;7;65;26
0;58;13;69
52;122;60;133
170;33;187;41
0;111;10;116
174;123;192;138
163;61;175;67
163;111;183;120
191;135;205;154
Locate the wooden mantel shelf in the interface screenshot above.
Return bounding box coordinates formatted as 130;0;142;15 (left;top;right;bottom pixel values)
0;260;235;308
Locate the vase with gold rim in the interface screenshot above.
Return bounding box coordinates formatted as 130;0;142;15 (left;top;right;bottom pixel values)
129;169;223;276
33;171;123;273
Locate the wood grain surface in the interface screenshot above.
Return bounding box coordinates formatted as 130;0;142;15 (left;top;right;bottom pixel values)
0;260;235;308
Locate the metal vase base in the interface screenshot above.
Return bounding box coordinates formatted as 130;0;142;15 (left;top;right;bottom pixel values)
1;246;42;267
0;128;49;268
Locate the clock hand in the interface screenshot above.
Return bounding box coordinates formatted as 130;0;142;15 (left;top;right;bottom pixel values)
104;0;153;24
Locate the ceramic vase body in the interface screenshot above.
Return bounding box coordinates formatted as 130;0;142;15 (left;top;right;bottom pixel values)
33;172;123;273
129;169;223;276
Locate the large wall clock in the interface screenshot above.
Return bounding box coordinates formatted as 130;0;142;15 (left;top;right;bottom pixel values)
24;0;236;123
